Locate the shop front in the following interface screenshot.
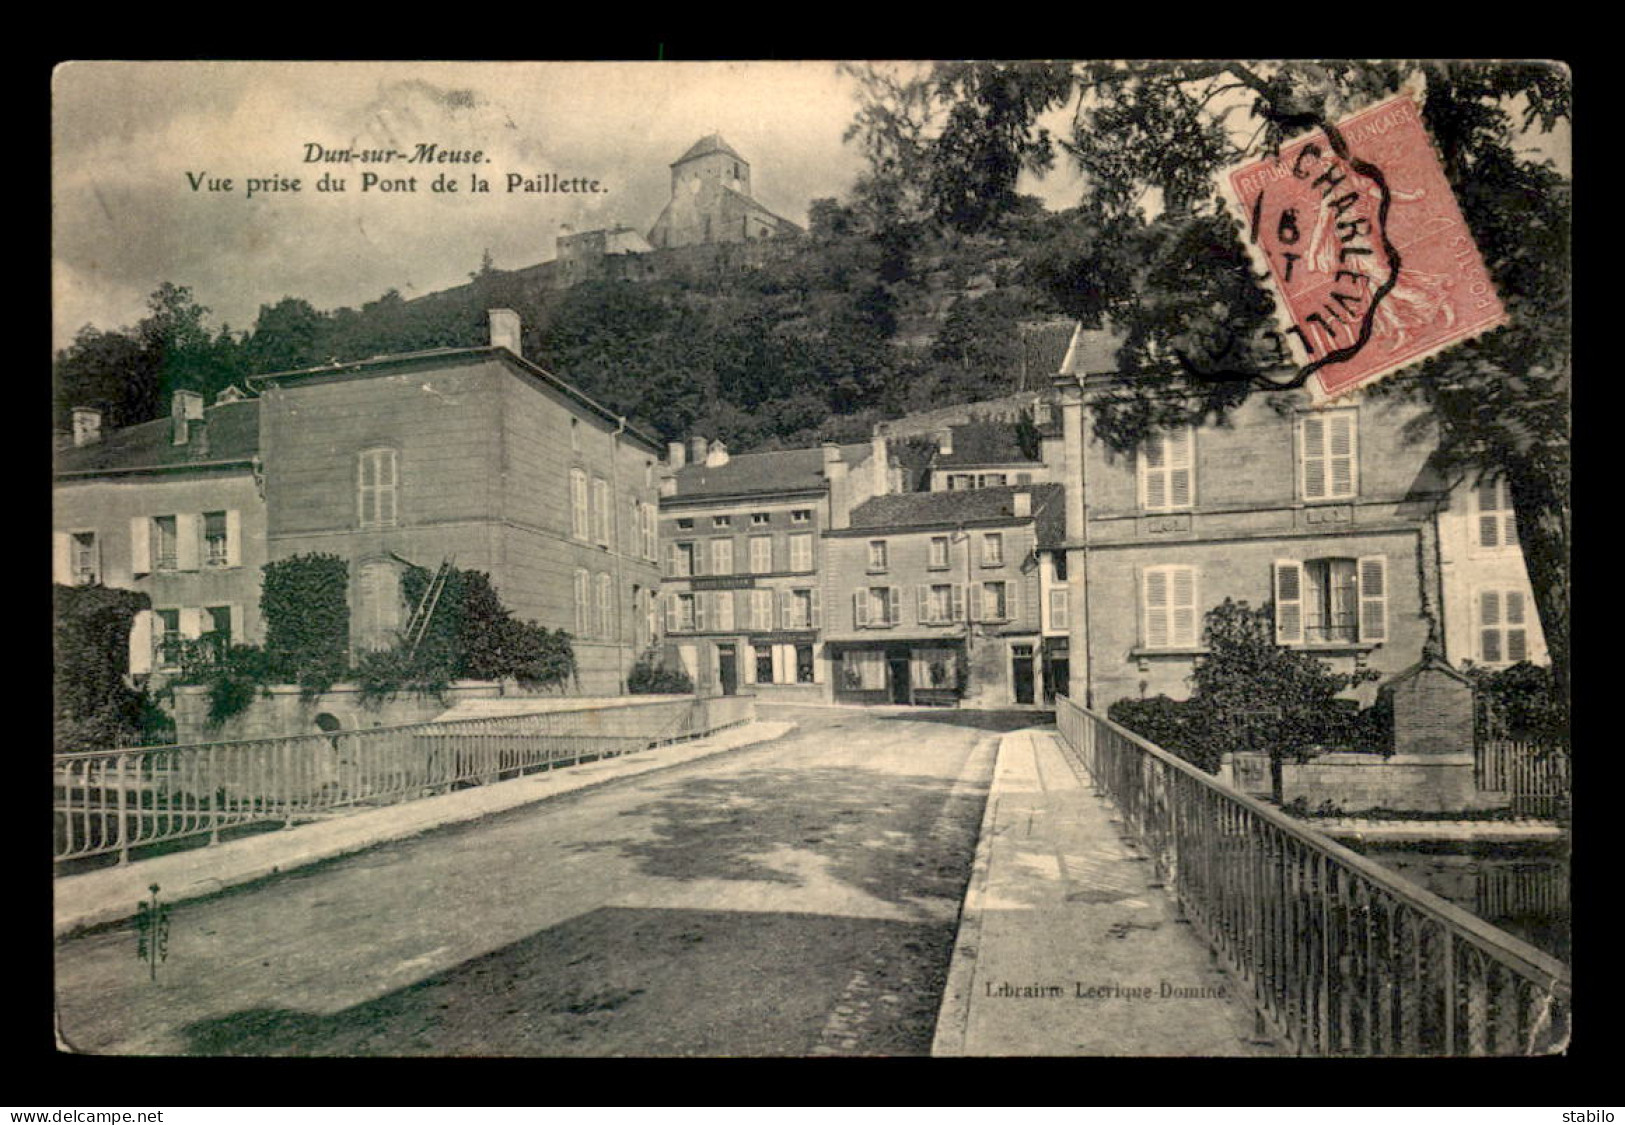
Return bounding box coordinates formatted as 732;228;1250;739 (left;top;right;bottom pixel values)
830;639;967;707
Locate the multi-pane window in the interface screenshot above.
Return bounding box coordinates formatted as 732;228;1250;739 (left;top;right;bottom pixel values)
1140;427;1194;511
911;648;959;690
854;586;899;627
713;515;732;529
749;536;773;574
205;605;234;660
843;649;887;690
154;608;182;669
674;593;697;631
1274;556;1387;645
796;644;816;684
570;468;589;540
787;588;816;629
71;532;98;585
755;644;775;684
1300;411;1358;501
1142;566;1198;649
593;478;611;546
868;540;889;571
677;518;694;530
791;510;811;524
671;541;696;577
710;538;734;576
982;532;1004;567
1474;477;1518;551
929;536;950;570
203;511;229;566
921;583;964;625
751;512;771;526
789;533;813;572
981;580;1009;622
153;516;179;571
1478;588;1529;665
359;449;398;528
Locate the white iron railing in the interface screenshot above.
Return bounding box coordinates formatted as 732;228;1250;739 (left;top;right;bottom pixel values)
1055;696;1570;1057
55;694;754;866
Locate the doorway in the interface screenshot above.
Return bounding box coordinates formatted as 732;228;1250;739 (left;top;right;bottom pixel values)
1012;644;1036;705
888;656;911;704
717;644;738;696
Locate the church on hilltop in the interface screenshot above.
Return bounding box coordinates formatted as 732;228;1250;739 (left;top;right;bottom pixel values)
645;133;802;250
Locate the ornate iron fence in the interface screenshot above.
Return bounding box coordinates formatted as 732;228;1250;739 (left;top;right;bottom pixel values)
1055;697;1570;1056
55;694;754;866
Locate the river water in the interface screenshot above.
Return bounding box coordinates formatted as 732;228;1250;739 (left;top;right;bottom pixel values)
1347;840;1570;965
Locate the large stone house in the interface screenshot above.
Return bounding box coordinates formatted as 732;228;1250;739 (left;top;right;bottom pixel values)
252;310;666;695
53;391;267;677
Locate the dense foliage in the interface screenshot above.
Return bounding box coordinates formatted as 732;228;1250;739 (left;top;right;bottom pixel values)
398;565;577;692
1108;599;1383;781
1468;661;1567;748
53;584;170;749
261;554;351;695
626;649;695;695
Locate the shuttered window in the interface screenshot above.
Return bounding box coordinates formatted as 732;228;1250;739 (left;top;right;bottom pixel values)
573;569;590;636
1474;477;1519;550
749;536;773;574
1143;565;1198;648
1140;426;1195;511
1300;411;1358;501
1478;588;1529;665
569;468;589;540
1275;556;1386;644
789;534;814;572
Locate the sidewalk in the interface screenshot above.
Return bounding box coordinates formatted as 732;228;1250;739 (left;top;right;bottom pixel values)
932;728;1281;1056
54;720;794;939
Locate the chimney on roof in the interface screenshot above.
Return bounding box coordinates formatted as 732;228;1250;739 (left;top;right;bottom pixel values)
872;430;891;496
938;428;954;456
823;442;851;530
171;390;203;446
71;407;102;447
489;309;522;357
1013;489;1032;518
705;440;730;468
688;436;708;465
667;440;686;469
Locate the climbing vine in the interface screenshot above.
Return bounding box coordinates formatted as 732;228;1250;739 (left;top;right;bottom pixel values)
261;553;350;696
53;583;170;749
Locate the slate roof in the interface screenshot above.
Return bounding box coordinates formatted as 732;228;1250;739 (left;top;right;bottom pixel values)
674;133;744;166
1019;319;1082;385
720;185;801;231
849;482;1066;546
54;398;261;476
670;443;870;500
1060;323;1129;378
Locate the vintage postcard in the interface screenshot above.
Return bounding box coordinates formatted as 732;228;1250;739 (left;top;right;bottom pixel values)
51;60;1570;1060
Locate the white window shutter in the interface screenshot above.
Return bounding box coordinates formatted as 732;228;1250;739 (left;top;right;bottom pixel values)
952;584;966;622
176;513;200;571
812;644;825;683
853;590;868;628
1357;555;1388;642
1274;560;1304;644
128;610;153;675
53;532;72;585
1171;567;1197;647
888;587;901;626
1329;413;1356;497
1008;578;1023;626
774;644;790;685
229;603;244;645
810;589;821;629
1144;568;1170;648
1301;416;1326;500
179;607;205;640
742;646;757;684
1169;427;1193;508
666;594;680;633
1143;440;1167;510
694;592;708;632
130;517;151;576
225;509;242;566
917;585;930;623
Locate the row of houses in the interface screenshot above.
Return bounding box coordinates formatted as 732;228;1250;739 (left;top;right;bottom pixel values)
53;310;1547;720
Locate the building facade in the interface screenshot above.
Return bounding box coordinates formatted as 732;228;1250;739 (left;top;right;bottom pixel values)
821;484;1063;708
657;438;874;699
254;310;664;694
53;392;268;677
1435;473;1549;671
646;134;802;250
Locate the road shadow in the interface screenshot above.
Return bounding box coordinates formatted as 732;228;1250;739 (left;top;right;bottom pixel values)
563;763;988;907
173;905;952;1057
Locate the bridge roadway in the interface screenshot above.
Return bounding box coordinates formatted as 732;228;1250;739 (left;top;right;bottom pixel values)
55;704;1276;1057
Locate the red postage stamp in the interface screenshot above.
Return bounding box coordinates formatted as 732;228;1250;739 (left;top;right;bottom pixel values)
1221;91;1508;402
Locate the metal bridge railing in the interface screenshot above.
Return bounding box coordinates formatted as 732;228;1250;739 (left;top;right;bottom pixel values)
1054;697;1570;1056
55;694;755;867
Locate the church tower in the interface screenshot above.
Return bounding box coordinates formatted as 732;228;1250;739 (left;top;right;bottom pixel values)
647;133;800;250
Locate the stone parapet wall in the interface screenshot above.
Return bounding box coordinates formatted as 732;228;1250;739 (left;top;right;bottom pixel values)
1281;752;1507;814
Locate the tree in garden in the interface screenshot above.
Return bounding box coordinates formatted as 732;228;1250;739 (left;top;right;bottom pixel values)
856;60;1570;726
53;584;166;749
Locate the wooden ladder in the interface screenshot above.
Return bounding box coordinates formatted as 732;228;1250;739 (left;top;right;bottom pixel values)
404;557;454;657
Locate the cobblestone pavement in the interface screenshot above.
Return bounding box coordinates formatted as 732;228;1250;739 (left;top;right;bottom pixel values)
55;704;1031;1057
